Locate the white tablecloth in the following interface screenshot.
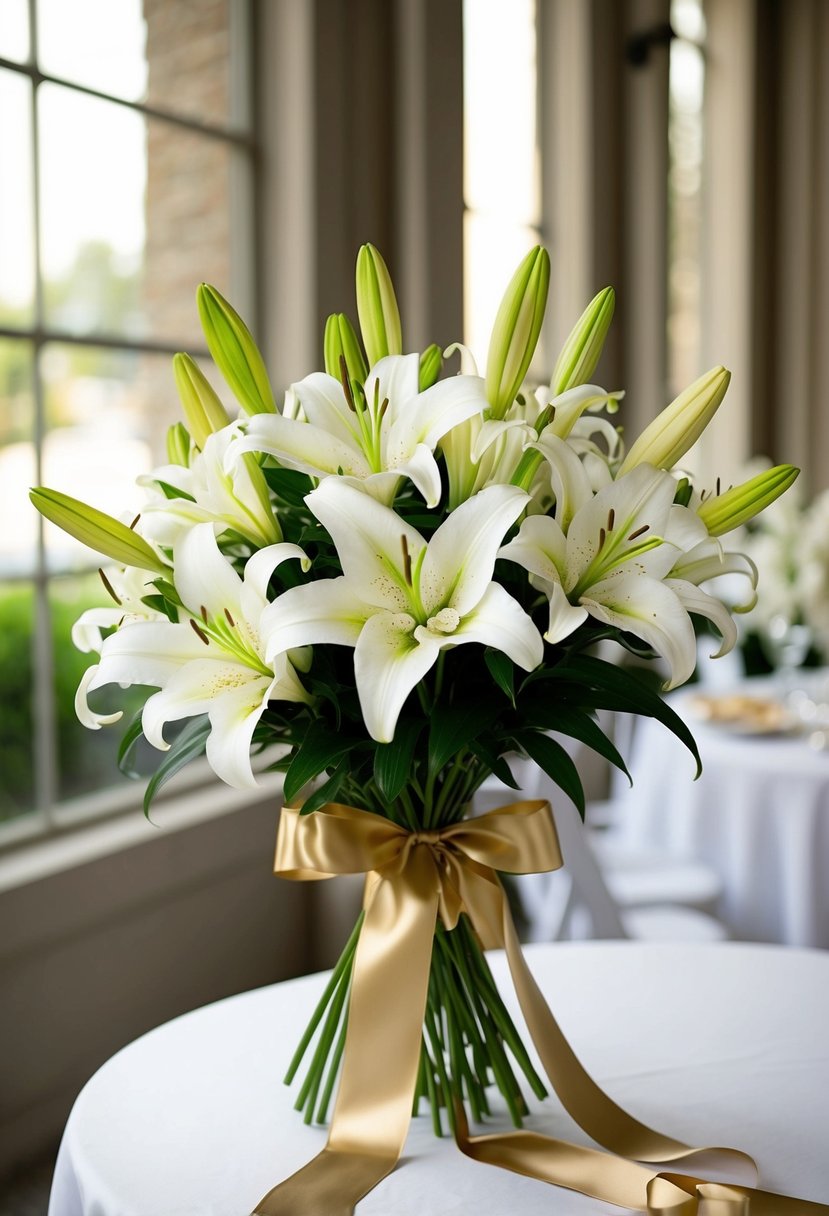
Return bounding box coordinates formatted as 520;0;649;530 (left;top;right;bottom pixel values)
613;682;829;946
49;942;829;1215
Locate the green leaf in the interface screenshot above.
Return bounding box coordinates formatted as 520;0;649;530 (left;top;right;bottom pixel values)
373;718;423;803
263;467;315;508
519;702;630;784
143;716;211;817
428;700;500;778
140;594;178;622
514;730;585;817
300;756;349;815
284;719;359;806
484;649;515;705
544;654;701;778
468;739;519;790
153;479;196;503
117;710;146;780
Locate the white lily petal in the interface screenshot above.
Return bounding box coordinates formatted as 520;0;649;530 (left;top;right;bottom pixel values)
393;444;443;508
228;417;370;480
443;342;480;376
420;484;530;617
142;659;258;750
429;582;543;671
354;611;439;742
470;416;530;463
532;433;594;532
339;470;402;506
548;384;619;439
75;665;123;730
386;373;488;464
498;513;568;584
664;503;710;551
205;675;275;789
72;607;127;653
89;620;209;692
262;577;372;661
581;571;697;689
305;479;423;612
291;371;363;446
173;523;244;622
367;354;420;428
665;578;738;658
241;542;310;621
545;582;589;643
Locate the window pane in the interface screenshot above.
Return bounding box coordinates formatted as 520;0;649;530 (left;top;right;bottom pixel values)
0;338;36;580
41;344;181;574
464;213;542;369
51;573;149;803
463;0;539;225
0;581;35;821
0;0;30;62
0;70;35;330
38;83;243;346
37;0;247;132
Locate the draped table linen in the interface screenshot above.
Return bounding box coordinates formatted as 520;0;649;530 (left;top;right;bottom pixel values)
48;941;829;1215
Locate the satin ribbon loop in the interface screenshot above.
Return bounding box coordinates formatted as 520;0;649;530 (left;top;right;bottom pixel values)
254;799;829;1216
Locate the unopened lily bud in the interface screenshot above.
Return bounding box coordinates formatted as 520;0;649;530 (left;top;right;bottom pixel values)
197;284;276;415
324;313;368;384
173;353;230;449
166;422;191;467
697;464;800;536
355;244;402;366
618;366;731;474
551;286;615;395
419;344;442;391
30;488;166;573
485;246;550;419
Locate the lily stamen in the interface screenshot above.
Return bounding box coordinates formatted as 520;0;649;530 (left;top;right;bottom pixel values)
401;535;413;586
598;527;606;551
129;514;140;530
200;605;209;623
607;508;615;532
98;568;121;605
628;524;650;541
190;618;210;645
225;608;236;627
339;355;358;413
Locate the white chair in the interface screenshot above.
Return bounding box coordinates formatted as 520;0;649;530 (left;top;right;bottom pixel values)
475;779;729;943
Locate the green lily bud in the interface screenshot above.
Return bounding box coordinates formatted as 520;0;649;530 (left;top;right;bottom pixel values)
197;284;276;415
324;312;369;384
697;464;800;536
30;488;166;573
355;244;402;366
551;286;615;395
419;344;442;391
485;246;550;419
173;353;231;448
618;366;731;474
166;422;191;467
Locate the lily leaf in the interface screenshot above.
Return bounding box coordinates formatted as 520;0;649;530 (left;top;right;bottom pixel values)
374;718;423;803
428;700;500;778
513;730;585;817
284;719;361;806
485;649;515;706
300;757;349;815
143;715;211;817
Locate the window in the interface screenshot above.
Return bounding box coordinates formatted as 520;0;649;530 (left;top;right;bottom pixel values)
0;0;256;841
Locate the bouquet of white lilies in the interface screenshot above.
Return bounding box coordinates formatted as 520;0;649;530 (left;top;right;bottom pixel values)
32;245;796;1137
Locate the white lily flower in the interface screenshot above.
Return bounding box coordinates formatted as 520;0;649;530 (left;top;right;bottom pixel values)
139;424;280;549
72;565;164;654
499;464;738;688
262;479;543;742
79;524;311;788
226;354;487;509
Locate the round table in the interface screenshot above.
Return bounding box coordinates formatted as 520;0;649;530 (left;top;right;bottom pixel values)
613;680;829;946
48;942;829;1215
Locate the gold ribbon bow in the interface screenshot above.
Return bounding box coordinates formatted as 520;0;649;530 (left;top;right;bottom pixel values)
253;800;828;1215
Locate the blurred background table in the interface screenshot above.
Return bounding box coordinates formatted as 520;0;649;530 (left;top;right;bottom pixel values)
48;942;829;1216
612;674;829;947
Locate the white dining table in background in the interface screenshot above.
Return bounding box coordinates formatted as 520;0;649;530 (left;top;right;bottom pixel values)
48;942;829;1216
612;675;829;947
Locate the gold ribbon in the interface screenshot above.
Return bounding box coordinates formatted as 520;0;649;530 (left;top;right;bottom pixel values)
253;800;828;1215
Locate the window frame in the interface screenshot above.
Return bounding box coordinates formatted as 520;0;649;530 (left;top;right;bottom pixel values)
0;0;258;847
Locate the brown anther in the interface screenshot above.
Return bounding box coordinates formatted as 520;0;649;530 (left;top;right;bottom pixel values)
189;618;210;645
98;568;121;605
129;514;140;530
224;607;236;627
716;476;721;496
379;396;390;420
627;524;650;541
607;508;615;532
200;605;208;623
339;355;357;412
598;527;606;551
401;535;413;586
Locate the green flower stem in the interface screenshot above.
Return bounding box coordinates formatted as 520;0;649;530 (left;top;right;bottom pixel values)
299;969;350;1123
421;1035;443;1137
283;910;364;1084
315;1008;349;1124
